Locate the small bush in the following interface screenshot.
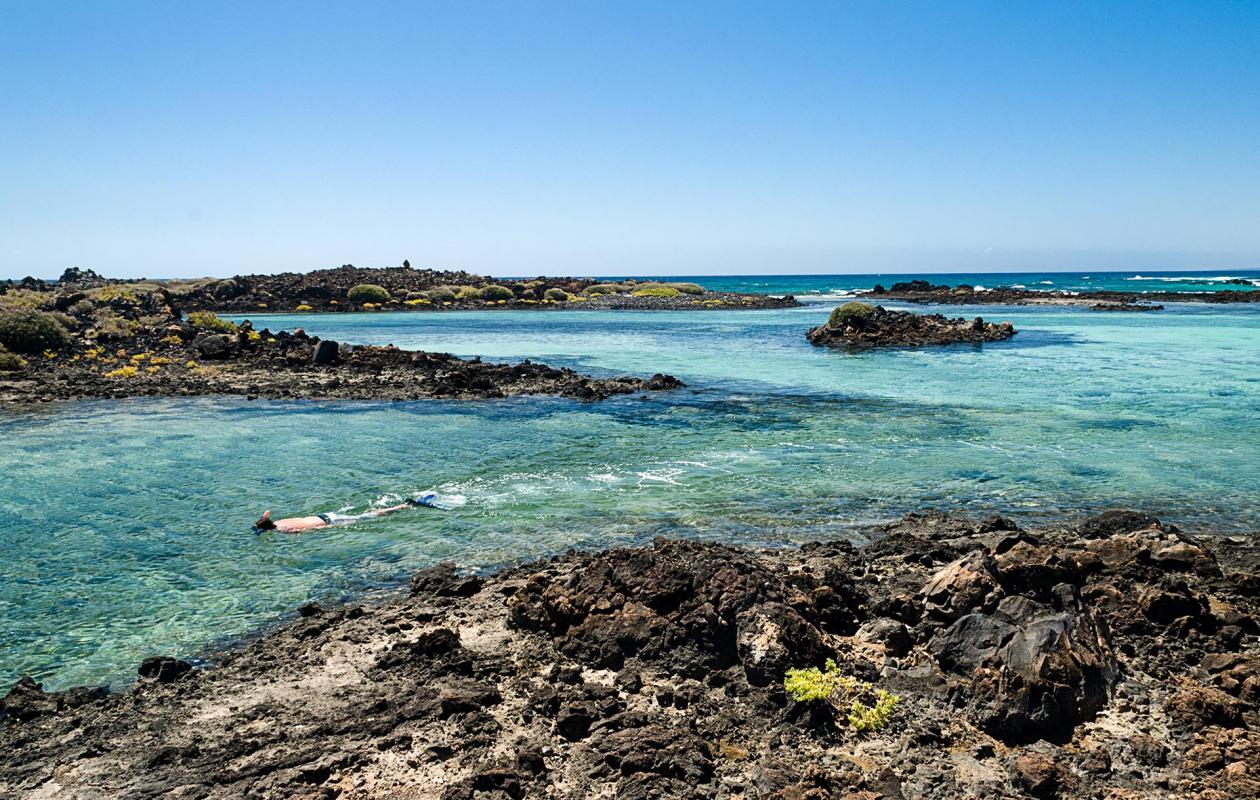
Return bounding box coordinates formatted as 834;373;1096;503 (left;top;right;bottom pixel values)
631;286;682;298
104;365;138;379
0;289;52;311
451;285;479;300
426;286;458;303
828;301;876;328
90;285;139;304
582;283;620;296
94;310;139;339
186;310;237;332
668;282;705;295
295;304;313;311
67;298;96;316
347;284;391;303
0;344;27;371
543;288;570;302
784;660;901;733
0;310;71;354
479;284;515;302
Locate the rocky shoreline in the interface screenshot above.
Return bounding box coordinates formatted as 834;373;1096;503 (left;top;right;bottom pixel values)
806;302;1016;348
3;509;1257;799
0;280;683;405
4;266;799;315
864;280;1258;309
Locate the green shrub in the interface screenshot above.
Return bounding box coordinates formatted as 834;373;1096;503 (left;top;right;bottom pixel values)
631;286;682;298
426;286;458;303
784;659;901;733
67;298;96;317
828;301;876;328
89;285;139;304
582;283;620;296
0;310;71;354
347;284;391;303
0;289;52;311
543;288;570;302
186;310;237;332
0;344;27;371
668;282;705;295
479;284;515;301
453;285;481;301
93;310;139;338
48;311;79;331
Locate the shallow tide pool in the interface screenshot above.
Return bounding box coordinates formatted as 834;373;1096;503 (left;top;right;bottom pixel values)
2;296;1259;689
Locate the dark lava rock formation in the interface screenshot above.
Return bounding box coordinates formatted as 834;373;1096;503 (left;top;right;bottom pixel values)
3;510;1258;799
806;303;1016;348
865;281;1255;308
0;282;683;404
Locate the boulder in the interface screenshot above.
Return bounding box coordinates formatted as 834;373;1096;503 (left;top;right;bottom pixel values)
919;550;1002;622
1076;510;1162;538
192;333;235;359
735;602;833;686
411;563;484;598
311;339;340;365
929;591;1117;743
138;656;193;683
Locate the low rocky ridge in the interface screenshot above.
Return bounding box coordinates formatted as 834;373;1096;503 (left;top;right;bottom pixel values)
0;281;683;404
864;280;1257;308
2;510;1257;799
2;265;799;314
807;302;1016;348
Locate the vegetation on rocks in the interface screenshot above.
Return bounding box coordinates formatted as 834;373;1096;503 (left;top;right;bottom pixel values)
0;310;71;354
479;284;515;301
185;311;237;332
0;344;27;371
828;301;876;328
543;287;571;302
632;285;682;298
347;283;391;304
784;659;901;732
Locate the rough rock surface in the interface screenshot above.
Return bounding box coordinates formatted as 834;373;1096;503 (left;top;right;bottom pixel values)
806;305;1016;348
2;509;1257;799
864;280;1257;307
0;285;684;404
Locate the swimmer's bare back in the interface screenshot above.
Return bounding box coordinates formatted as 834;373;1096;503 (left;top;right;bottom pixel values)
254;502;415;534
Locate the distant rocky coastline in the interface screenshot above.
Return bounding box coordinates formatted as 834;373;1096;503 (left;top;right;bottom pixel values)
2;509;1257;799
0;277;683;404
3;265;799;315
864;279;1257;309
806;302;1016;348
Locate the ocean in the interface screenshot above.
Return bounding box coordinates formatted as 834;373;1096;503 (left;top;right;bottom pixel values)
1;269;1258;690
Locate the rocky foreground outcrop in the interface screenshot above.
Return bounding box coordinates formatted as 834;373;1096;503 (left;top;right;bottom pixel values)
0;282;683;403
865;280;1255;308
807;303;1016;348
2;510;1257;799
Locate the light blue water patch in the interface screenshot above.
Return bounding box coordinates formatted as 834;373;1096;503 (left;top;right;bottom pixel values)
3;287;1260;690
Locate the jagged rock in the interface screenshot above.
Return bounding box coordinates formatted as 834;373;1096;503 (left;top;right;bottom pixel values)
311;338;340;365
138;656;192;683
1076;510;1163;538
929;591;1117;743
806;305;1015;348
411;563;484;598
192;333;234;359
919;550;1002;622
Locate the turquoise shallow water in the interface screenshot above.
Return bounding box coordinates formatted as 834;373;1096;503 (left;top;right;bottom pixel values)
2;274;1260;690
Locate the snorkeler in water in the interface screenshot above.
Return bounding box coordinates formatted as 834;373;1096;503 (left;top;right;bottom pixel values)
253;493;446;533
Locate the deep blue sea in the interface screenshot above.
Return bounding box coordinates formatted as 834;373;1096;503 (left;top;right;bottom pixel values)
2;269;1259;689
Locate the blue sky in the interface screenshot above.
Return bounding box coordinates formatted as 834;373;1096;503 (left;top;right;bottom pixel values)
2;1;1259;279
